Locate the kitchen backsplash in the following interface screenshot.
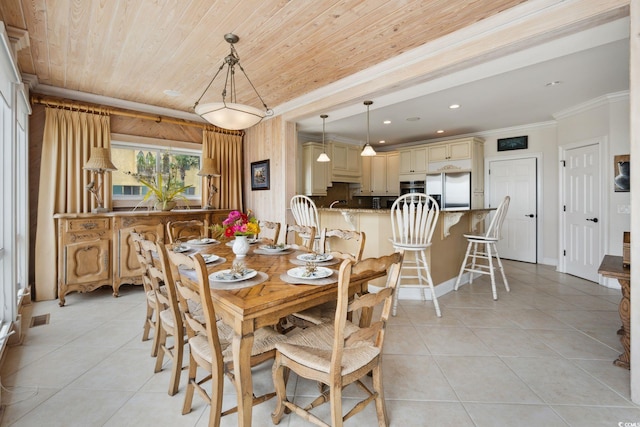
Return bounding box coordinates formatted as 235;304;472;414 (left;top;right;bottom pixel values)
310;182;396;209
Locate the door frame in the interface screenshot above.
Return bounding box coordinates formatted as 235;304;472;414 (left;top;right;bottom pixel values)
557;137;608;285
484;152;542;264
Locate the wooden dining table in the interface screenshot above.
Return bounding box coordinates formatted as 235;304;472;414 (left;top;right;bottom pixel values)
180;239;385;427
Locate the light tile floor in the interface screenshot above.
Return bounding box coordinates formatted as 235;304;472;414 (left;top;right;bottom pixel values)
2;260;640;426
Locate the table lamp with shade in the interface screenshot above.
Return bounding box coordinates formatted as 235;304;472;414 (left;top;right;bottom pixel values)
198;157;221;209
84;147;117;213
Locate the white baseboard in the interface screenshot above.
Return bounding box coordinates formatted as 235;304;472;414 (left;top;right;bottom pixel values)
369;272;471;300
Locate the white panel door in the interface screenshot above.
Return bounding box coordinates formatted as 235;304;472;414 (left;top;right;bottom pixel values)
563;143;601;282
488;157;537;263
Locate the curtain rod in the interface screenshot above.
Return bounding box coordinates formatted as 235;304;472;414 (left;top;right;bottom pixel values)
30;95;245;136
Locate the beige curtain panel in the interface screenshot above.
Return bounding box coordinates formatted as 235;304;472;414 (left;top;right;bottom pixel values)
202;130;243;211
35;107;111;301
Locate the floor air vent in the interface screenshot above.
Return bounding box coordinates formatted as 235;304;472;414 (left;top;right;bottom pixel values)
29;314;50;328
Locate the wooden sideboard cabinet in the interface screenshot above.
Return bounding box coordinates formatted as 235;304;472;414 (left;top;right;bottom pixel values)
54;209;230;306
56;217;112;307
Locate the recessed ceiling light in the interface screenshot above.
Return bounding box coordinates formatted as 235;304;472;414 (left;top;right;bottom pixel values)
379;140;385;144
383;120;391;124
436;130;444;134
449;104;460;109
545;80;562;87
163;89;181;97
406;117;420;122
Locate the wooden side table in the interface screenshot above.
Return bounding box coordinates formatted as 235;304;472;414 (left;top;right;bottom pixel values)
598;255;631;369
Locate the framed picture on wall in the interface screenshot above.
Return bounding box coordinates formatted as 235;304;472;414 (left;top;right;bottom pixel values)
614;154;630;192
497;135;528;151
251;159;270;191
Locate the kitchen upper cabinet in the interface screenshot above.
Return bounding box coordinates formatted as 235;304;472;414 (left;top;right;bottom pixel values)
370;152;399;196
358;156;372;195
301;142;329;196
398;146;428;181
330;142;361;183
427;137;483;173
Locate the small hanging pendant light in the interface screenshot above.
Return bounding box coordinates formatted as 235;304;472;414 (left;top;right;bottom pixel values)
317;114;331;162
361;100;377;156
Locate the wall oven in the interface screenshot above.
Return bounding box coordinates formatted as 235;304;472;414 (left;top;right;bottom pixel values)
399;180;425;196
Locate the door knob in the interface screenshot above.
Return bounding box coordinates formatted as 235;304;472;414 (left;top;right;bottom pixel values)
586;218;599;223
525;214;535;218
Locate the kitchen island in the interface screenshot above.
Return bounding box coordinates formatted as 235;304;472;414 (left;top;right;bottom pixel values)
318;207;494;298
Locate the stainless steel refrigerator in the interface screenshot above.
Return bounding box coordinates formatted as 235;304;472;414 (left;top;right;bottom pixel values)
425;172;471;209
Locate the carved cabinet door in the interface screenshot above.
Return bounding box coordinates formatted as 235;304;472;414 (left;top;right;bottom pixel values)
64;238;111;285
117;223;164;282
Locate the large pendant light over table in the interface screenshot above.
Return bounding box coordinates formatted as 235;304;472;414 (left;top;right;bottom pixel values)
193;33;273;130
361;100;377;156
317;114;330;162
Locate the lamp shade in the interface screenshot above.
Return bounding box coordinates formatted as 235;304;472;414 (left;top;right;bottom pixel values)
84;147;117;171
198;158;221;177
195;102;265;131
316;152;330;162
361;144;377;156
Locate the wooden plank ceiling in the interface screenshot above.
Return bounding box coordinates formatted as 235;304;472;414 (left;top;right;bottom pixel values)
1;0;526;115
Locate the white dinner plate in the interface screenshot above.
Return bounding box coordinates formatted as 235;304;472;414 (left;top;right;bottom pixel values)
296;253;333;262
172;245;190;253
210;269;257;283
186;238;217;247
259;244;290;253
287;266;333;280
202;254;219;264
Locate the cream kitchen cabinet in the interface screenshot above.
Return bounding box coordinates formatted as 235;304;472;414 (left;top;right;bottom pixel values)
398;146;428;181
301;142;329;196
358;156;372;195
370;152;399;196
330;142;361;183
427;137;483;173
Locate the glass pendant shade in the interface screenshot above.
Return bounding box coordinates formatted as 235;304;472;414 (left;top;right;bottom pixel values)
361;100;377;157
193;33;271;130
361;144;377;156
317;114;331;162
317;152;331;162
195;102;265;131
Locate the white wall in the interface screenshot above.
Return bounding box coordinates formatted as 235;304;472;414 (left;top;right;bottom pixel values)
556;93;631;262
481;123;558;265
480;92;629;269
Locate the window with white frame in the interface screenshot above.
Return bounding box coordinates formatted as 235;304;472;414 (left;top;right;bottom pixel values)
110;138;203;209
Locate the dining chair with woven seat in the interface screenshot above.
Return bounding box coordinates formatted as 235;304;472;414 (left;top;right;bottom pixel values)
389;193;441;317
166;220;205;244
285;223;316;252
271;252;403;427
130;231;165;357
454;195;511;300
259;220;281;245
153;242;190;396
290;195;321;250
291;228;366;326
166;250;287;426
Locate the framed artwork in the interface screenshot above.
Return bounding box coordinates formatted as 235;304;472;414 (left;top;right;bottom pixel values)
497;135;528;152
251;159;270;191
614;154;630;192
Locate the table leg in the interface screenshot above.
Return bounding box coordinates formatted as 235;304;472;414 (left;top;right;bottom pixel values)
233;328;255;426
615;279;631;369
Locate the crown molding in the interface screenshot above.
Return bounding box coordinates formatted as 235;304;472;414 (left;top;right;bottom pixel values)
553;90;629;120
31;84;205;123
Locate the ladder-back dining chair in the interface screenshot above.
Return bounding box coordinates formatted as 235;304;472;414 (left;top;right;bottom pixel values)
166;250;286;426
454;196;511;300
389;193;441;317
258;220;281;245
272;252;403;427
166;220;205;244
